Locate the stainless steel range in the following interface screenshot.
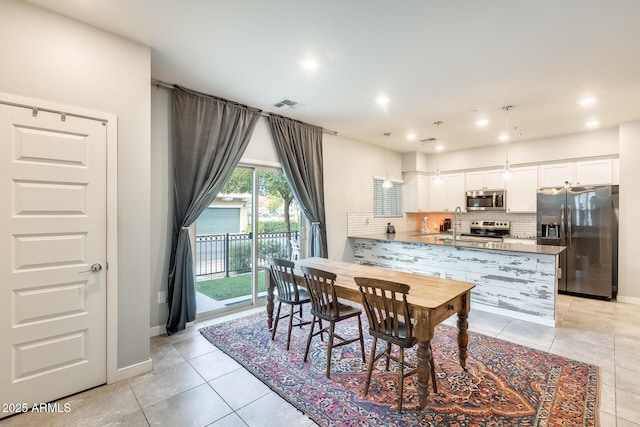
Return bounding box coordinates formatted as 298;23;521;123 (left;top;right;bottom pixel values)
461;221;510;242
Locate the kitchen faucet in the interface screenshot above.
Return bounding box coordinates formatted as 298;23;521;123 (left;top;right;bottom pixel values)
453;206;462;243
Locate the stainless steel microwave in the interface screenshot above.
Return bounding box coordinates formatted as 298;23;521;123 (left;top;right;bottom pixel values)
466;190;506;211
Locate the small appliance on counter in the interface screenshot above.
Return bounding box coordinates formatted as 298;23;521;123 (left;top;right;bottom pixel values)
386;222;396;234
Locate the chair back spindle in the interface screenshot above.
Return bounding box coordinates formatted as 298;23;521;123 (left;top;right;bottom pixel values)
301;266;341;318
356;277;413;344
268;258;300;303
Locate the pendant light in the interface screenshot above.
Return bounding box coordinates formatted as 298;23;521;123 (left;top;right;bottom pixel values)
433;143;442;185
381;132;393;189
500;105;514;180
433;121;444;185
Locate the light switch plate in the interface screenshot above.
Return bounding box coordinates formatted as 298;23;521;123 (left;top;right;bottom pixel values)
158;291;167;304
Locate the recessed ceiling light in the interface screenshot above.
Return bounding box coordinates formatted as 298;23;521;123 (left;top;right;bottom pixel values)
498;134;509;141
376;95;390;105
406;133;416;140
476;119;489;127
435;144;444;151
301;58;318;70
585;120;599;128
579;97;596;106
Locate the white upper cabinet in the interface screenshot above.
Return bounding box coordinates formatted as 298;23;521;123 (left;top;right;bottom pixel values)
465;169;505;191
539;159;614;187
574;159;612;185
447;173;466;211
430;173;465;212
486;170;507;190
538;162;573;187
404;172;429;212
506;166;537;212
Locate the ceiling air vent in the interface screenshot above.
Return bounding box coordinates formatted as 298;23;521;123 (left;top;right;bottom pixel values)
272;99;304;110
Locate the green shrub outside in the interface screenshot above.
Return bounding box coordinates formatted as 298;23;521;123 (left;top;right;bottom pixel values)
228;239;291;273
259;220;300;233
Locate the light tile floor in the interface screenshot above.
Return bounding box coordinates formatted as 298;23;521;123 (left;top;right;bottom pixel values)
1;294;639;426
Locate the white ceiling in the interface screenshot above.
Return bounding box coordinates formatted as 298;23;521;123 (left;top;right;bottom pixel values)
23;0;640;153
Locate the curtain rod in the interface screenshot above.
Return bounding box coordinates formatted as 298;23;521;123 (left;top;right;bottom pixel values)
152;79;337;136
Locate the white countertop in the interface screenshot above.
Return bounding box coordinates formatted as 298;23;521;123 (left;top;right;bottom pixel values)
349;231;565;255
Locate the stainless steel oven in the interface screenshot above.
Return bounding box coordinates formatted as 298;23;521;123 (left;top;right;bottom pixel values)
466;189;506;211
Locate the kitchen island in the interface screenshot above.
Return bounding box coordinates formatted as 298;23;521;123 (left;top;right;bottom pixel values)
349;231;565;327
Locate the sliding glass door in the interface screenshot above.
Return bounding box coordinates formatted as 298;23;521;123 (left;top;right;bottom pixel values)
194;165;300;316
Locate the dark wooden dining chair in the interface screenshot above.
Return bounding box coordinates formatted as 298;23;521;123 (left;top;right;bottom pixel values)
301;265;366;378
355;276;438;413
268;258;313;350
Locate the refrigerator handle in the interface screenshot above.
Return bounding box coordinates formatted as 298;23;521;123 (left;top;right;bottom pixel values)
561;204;566;243
567;204;572;249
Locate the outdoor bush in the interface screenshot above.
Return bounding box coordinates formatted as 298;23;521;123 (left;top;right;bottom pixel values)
258;240;287;261
260;220;300;233
228;243;252;273
228;239;288;273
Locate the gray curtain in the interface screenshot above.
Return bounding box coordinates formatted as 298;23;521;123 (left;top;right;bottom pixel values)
167;86;261;334
268;115;327;258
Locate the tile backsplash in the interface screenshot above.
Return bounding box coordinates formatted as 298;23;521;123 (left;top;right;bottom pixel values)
347;213;415;235
347;211;537;238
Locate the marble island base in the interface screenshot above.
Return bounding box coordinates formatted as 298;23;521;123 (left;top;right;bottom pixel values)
351;235;562;327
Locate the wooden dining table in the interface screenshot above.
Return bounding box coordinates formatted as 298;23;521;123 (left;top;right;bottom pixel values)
265;257;476;408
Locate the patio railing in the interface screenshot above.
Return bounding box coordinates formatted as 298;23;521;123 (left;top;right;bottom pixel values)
195;231;299;277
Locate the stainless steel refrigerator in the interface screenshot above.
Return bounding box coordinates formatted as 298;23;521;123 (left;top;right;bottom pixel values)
536;185;618;299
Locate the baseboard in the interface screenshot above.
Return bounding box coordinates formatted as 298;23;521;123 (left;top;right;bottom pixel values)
617;295;640;305
149;324;167;337
149;321;194;337
112;358;152;383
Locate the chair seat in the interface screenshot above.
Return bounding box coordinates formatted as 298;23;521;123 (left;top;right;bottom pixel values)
311;302;361;321
368;318;416;348
277;288;310;305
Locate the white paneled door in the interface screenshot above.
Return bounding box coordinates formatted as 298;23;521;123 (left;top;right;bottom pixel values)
0;104;107;417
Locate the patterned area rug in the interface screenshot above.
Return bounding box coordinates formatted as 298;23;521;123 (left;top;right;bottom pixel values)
200;312;598;427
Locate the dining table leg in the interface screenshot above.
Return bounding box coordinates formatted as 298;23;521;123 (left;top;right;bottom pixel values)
457;293;470;370
416;338;433;409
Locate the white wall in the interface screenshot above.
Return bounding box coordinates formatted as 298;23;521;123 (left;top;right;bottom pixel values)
618;121;640;302
0;0;152;370
150;87;172;330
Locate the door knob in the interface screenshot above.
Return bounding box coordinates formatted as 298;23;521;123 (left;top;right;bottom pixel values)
79;263;102;273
